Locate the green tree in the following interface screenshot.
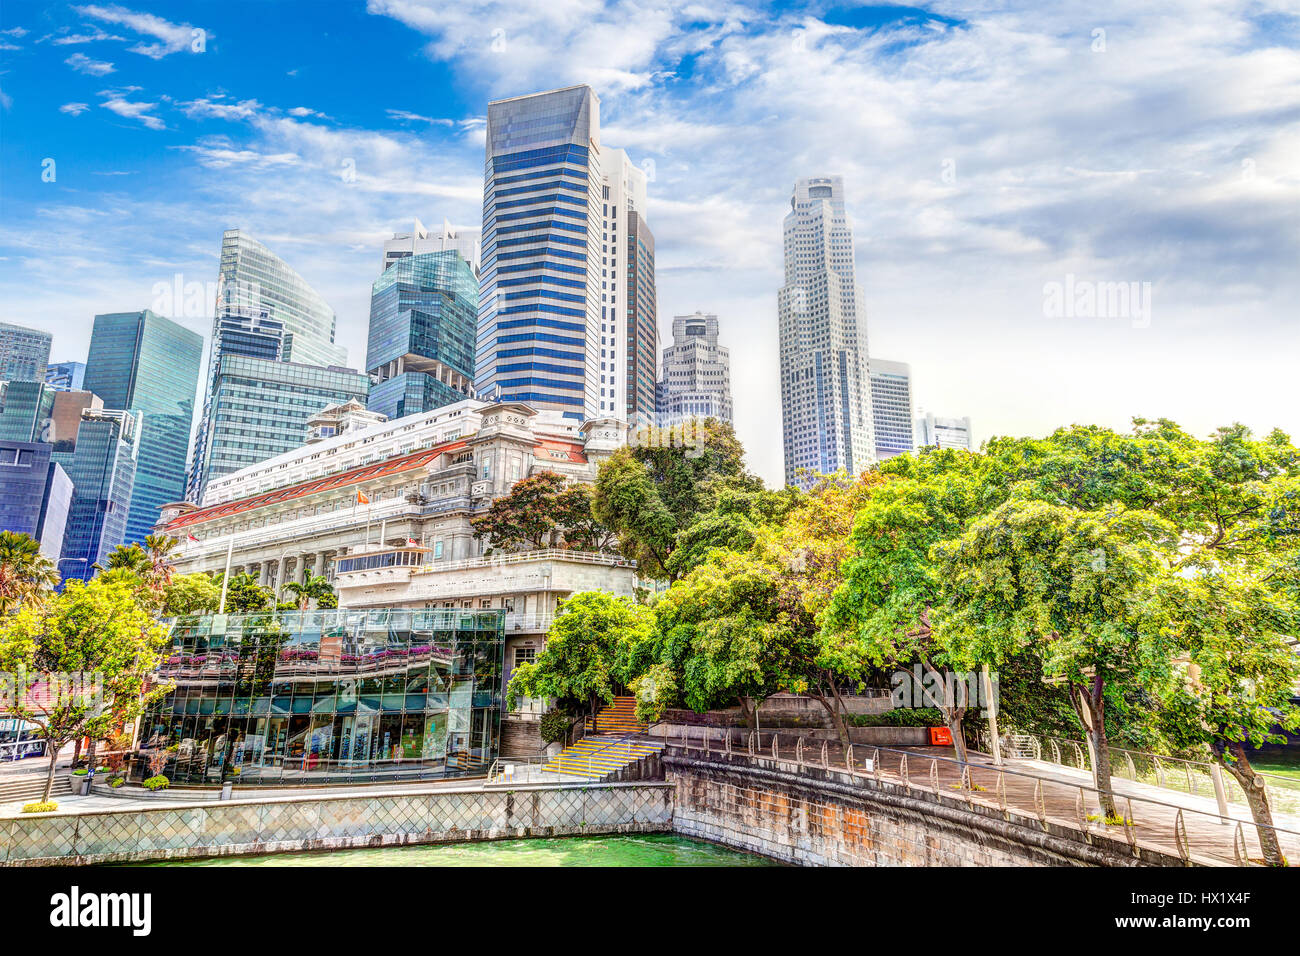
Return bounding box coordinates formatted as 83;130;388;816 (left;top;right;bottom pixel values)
0;530;59;615
826;449;1002;761
1153;571;1300;866
0;579;170;803
281;573;335;611
592;418;756;581
472;470;615;553
160;572;221;616
221;572;274;613
933;498;1177;817
506;591;654;718
667;483;803;578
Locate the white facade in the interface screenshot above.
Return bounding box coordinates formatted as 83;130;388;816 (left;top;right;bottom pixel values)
599;148;650;421
915;411;973;451
869;359;914;459
382;218;481;275
778;176;874;487
656;311;733;427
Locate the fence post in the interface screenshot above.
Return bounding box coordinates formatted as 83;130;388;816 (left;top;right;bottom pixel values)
1209;761;1230;823
845;743;854;775
900;752;909;788
1174;809;1190;863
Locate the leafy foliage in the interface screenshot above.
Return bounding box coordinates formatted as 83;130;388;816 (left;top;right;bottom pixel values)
0;530;59;615
472;470;615;553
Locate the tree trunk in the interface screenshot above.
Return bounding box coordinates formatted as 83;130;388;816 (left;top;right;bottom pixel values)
737;696;758;733
1069;676;1118;818
915;657;968;762
42;745;59;803
1220;740;1284;866
809;687;850;747
945;707;969;764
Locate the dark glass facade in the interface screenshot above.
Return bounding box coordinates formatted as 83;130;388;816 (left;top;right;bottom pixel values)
0;380;56;442
55;410;139;582
0;440;72;562
83;311;202;544
139;608;506;786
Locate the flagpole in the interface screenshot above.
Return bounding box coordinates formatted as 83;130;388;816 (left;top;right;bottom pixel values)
218;535;234;614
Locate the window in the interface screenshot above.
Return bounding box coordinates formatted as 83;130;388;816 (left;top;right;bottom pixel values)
514;646;537;669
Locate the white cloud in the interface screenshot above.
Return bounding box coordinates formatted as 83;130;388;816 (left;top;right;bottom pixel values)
65;52;116;75
59;102;92;115
75;4;200;59
100;93;165;130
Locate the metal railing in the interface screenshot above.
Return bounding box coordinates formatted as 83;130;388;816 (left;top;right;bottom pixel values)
664;726;1300;867
992;731;1300;817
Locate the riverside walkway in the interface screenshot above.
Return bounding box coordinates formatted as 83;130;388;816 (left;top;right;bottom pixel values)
662;726;1300;866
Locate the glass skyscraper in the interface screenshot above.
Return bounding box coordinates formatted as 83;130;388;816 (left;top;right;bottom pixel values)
0;321;53;383
0;440;72;562
194;354;370;486
367;250;477;421
0;380;56;442
45;360;86;390
188;231;353;502
83;310;202;545
478;86;603;421
55;408;140;581
869;359;915;459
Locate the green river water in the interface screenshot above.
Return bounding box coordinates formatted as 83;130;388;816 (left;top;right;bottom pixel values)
145;834;780;867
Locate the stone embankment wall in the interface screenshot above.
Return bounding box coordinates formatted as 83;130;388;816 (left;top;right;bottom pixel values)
663;749;1183;867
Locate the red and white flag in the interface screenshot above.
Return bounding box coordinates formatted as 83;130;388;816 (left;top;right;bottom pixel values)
186;533;200;543
406;538;418;547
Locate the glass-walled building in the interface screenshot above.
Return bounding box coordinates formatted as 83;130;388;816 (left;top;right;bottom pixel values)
138;608;506;786
366;250;478;421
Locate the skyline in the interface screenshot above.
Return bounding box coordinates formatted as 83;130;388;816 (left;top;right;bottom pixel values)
1;1;1297;486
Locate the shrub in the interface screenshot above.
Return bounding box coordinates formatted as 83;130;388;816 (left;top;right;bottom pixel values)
110;777;125;789
539;709;573;744
850;707;945;728
21;801;58;813
142;775;170;792
72;768;88;776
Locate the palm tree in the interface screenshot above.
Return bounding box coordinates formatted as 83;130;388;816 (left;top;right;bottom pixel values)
142;534;179;590
281;573;335;611
0;530;58;614
102;543;150;576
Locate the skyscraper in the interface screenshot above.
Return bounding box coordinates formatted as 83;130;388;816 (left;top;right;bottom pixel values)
192;355;370;496
56;408;140;581
778;176;874;486
0;440;72;562
601;149;657;426
188;230;351;502
382;218;482;275
656;311;733;427
478;86;603;421
0;322;53;383
83;310;202;545
366;249;478;421
45;360;86;390
0;380;56;442
869;359;914;460
915;412;974;451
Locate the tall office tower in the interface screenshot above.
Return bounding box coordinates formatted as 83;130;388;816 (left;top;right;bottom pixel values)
601;149;656;425
478;85;603;421
49;391;103;451
915;411;974;451
777;176;874;487
56;408;140;581
0;322;53;382
655;312;733;427
366;250;478;421
192;355;370;499
0;380;56;442
382;218;482;276
869;359;914;460
188;230;350;502
0;440;72;562
45;360;86;390
83;310;202;545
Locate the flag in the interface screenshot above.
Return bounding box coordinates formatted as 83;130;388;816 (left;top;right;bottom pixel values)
356;490;369;505
187;533;199;543
406;538;418;547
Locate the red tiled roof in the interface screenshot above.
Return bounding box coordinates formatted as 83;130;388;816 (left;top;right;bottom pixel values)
166;439;471;531
167;436;590;531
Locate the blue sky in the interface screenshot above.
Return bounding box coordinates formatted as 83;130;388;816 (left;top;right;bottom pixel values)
0;0;1297;485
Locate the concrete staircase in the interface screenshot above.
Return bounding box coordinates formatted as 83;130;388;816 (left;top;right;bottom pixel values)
541;735;664;781
0;773;73;805
587;696;646;735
